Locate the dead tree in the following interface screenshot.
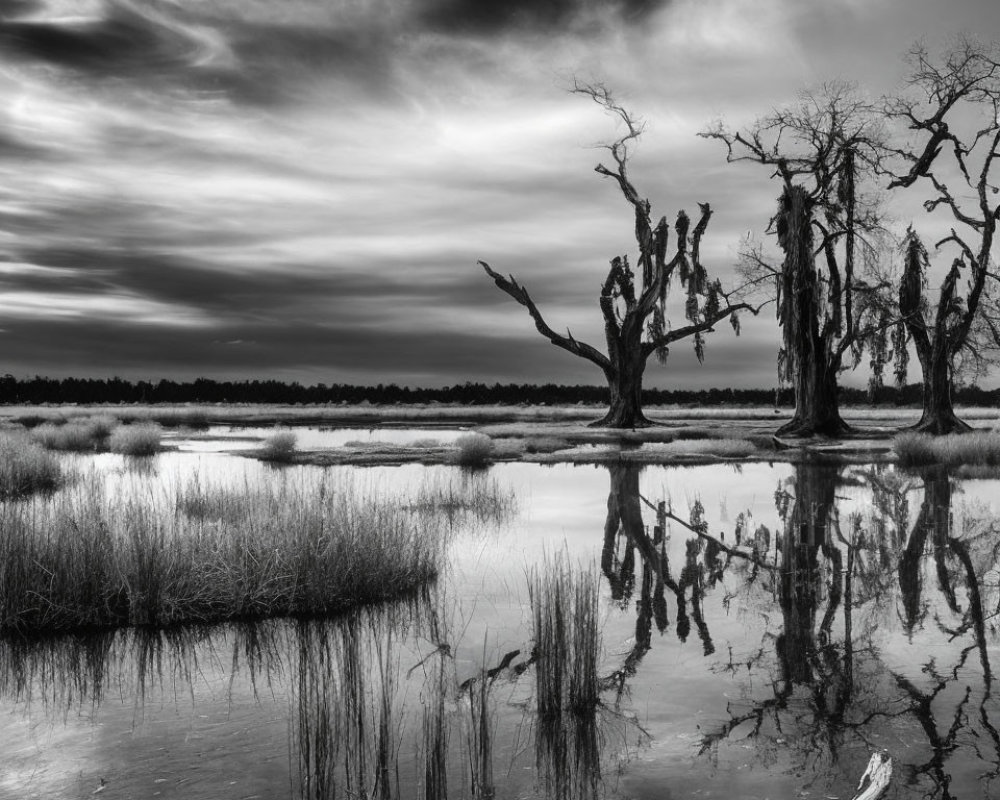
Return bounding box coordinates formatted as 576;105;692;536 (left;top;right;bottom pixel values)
480;85;756;428
702;84;895;437
885;38;1000;434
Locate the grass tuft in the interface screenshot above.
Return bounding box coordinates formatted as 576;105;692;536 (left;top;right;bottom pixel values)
0;433;62;498
32;421;101;452
529;553;601;718
261;430;298;462
0;471;445;634
452;433;494;467
108;423;162;456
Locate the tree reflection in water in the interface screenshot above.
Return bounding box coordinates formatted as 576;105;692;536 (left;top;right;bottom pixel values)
600;460;1000;799
6;461;1000;798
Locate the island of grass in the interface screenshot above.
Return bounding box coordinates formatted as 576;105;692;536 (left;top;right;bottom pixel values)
5;402;1000;468
0;458;517;636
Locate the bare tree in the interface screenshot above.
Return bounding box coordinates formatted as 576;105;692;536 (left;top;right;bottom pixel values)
479;85;756;428
885;38;1000;434
702;84;895;437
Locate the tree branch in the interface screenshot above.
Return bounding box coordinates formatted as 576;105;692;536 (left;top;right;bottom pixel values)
479;261;612;372
642;302;761;357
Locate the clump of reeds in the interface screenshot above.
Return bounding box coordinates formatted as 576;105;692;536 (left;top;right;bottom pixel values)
108;423;162;456
79;414;119;438
0;433;62;498
0;471;445;634
261;430;297;462
535;713;602;800
32;420;101;452
28;415;122;453
529;554;601;718
452;434;494;468
895;431;1000;468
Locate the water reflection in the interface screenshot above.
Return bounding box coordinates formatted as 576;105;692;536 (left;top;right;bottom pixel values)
0;581;639;799
603;461;1000;799
6;455;1000;798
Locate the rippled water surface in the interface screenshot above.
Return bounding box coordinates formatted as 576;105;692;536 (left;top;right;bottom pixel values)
4;427;1000;799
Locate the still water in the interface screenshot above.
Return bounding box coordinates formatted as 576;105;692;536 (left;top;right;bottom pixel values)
4;429;1000;799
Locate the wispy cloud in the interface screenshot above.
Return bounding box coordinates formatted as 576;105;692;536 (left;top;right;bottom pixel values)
0;0;996;385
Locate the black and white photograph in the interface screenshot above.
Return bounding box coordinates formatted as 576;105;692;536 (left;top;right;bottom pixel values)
2;1;1000;798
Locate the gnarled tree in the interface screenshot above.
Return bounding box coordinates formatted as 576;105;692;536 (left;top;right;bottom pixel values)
479;85;755;428
702;84;895;437
885;38;1000;434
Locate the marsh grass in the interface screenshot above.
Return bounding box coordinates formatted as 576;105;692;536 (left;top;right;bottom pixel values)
895;431;1000;468
536;714;602;800
0;433;62;498
529;555;601;718
261;430;298;462
108;423;162;455
0;471;444;634
32;421;102;452
452;434;494;468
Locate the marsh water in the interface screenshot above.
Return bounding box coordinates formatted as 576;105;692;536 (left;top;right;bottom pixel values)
5;428;1000;800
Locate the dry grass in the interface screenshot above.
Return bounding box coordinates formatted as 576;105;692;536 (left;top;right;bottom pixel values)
261;430;298;462
0;433;62;498
108;423;162;455
452;434;495;467
529;554;601;718
0;471;445;634
32;421;103;452
894;431;1000;468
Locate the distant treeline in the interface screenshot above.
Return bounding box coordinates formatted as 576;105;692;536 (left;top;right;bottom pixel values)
1;375;997;407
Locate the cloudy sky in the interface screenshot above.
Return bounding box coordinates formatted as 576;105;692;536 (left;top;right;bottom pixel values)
1;0;998;389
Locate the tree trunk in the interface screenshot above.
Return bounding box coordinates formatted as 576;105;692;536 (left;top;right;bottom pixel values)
910;345;971;434
591;352;651;428
775;185;851;439
776;352;850;437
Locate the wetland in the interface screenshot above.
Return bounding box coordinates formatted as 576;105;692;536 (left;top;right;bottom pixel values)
3;409;1000;799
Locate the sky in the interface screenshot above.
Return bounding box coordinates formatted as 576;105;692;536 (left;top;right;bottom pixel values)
1;0;999;390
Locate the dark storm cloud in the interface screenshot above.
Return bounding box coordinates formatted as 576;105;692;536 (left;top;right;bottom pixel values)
0;3;395;107
419;0;665;33
0;8;216;77
6;239;598;328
